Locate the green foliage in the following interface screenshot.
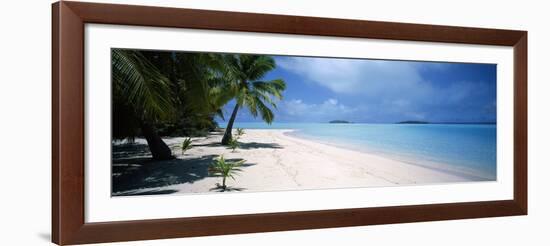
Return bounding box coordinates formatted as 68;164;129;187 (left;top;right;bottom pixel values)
219;55;287;144
156;114;218;137
228;138;240;152
140;51;228;137
111;49;178;158
236;128;245;138
111;50;285;150
224;55;286;125
180;138;193;155
112;50;230;140
208;155;245;191
112;49;176;123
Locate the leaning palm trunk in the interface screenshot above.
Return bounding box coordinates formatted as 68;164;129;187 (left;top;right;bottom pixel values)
217;55;286;145
221;104;239;145
140;121;172;160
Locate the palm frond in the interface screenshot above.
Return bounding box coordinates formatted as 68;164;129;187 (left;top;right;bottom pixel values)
112;49;176;122
219;54;286;144
209;82;238;110
251;90;277;109
252;79;286;99
245;55;276;80
222;55;247;82
208;155;245;190
255;98;275;124
174;53;214;114
244;93;259;117
180;137;193;155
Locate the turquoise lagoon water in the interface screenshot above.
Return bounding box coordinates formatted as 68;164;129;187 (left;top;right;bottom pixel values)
224;122;497;180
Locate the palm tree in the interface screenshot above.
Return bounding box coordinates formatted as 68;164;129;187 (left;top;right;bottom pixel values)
208;155;245;191
112;49;176;160
218;55;286;145
236;128;245;138
113;50;228;160
180;138;193;155
145;52;231;135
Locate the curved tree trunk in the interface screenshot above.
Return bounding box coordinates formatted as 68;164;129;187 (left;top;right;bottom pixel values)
140;121;173;160
221;104;240;145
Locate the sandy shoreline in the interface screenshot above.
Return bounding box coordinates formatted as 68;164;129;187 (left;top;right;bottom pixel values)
113;129;481;196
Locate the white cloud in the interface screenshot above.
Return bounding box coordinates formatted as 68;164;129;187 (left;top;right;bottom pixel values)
276;56;496;122
325;98;338;105
277;57;424;97
279;98;361;122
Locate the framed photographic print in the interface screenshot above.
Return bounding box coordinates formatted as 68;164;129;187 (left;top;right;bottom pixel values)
52;1;527;245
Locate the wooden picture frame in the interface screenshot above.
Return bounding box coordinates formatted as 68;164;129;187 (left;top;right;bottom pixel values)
52;1;527;245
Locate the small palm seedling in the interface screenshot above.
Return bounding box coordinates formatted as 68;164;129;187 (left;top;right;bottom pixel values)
180;138;193;155
236;128;245;138
208;155;245;191
228;137;239;152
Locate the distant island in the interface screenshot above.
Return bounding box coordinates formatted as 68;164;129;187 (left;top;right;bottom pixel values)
396;121;496;124
397;120;429;124
329;120;352;124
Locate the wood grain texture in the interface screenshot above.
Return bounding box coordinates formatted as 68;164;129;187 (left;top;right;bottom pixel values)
52;1;528;245
51;3;59;243
52;2;85;245
62;1;525;46
513;34;528;212
70;200;523;245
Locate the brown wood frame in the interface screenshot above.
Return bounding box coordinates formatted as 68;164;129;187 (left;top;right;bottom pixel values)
52;1;527;245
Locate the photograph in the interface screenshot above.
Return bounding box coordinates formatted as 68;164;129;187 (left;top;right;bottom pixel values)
0;0;538;245
111;48;497;196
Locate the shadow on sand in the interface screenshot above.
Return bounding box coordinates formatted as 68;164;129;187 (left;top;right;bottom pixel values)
112;143;151;159
239;142;282;149
209;184;246;192
118;189;180;196
193;141;282;150
112;143;254;195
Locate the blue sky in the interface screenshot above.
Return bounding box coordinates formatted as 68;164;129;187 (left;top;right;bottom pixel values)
219;55;496;124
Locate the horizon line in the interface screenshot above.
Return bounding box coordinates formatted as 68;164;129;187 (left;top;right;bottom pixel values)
219;121;497;124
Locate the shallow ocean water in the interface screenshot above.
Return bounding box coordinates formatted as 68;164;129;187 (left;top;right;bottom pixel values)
225;122;497;180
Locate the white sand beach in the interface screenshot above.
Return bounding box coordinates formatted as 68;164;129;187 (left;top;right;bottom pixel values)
112;129;477;196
